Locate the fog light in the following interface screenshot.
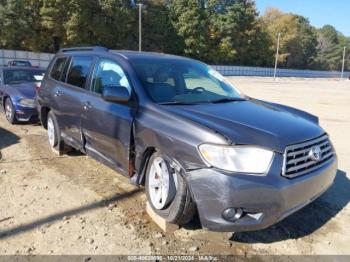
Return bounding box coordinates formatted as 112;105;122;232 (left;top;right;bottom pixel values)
222;208;243;222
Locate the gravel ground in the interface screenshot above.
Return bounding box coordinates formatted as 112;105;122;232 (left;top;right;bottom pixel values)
0;77;349;256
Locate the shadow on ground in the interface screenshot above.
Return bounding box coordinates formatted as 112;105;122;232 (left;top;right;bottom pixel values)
231;169;349;243
0;127;20;156
0;189;142;240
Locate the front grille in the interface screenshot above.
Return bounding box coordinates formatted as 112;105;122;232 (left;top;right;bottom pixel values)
282;134;335;178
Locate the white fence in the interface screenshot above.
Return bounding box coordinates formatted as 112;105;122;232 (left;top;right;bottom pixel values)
212;65;350;78
0;49;55;68
1;49;349;78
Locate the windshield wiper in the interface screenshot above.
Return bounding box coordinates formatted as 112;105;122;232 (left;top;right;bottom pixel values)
158;101;202;105
210;98;246;104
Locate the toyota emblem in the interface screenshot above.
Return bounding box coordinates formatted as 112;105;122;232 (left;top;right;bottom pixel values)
308;146;322;161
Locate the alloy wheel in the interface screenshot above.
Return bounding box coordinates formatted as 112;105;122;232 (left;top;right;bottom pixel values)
47;116;56;147
148;157;177;210
5;99;13;121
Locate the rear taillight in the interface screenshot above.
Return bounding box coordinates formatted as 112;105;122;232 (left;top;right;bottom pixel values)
35;82;41;93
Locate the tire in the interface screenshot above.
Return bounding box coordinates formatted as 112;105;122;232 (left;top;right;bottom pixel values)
47;111;59;148
47;111;73;155
145;151;196;225
4;98;17;124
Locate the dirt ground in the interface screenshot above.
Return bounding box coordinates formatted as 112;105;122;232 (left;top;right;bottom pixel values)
0;77;349;256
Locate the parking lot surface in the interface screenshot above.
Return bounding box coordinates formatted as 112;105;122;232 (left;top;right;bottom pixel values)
0;77;349;255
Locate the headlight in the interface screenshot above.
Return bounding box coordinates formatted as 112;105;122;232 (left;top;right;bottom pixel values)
18;98;36;108
198;144;274;174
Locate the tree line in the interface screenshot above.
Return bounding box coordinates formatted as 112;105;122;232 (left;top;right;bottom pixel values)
0;0;349;70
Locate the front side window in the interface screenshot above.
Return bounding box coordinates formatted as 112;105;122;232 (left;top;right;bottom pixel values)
91;59;131;94
131;59;242;104
3;69;45;85
66;56;93;88
50;57;68;81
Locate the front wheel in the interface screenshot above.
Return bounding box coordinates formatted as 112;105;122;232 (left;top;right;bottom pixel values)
4;98;17;124
145;151;196;225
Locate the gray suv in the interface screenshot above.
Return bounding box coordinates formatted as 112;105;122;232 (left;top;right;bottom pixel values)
37;47;337;232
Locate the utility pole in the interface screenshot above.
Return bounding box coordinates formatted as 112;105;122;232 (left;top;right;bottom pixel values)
273;32;281;81
341;46;346;79
138;3;142;52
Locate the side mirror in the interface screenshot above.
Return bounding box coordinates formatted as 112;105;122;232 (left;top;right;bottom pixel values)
102;85;130;103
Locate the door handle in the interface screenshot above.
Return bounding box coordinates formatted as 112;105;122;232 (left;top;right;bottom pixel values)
83;101;93;110
54;91;62;97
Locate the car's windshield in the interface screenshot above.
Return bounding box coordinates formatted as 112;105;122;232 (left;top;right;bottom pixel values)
130;58;243;104
3;69;45;85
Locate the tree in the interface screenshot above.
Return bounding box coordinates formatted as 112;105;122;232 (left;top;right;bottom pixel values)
141;0;184;53
169;0;209;60
40;0;71;52
293;15;318;67
312;25;350;70
0;0;347;70
206;0;273;65
0;0;39;50
261;8;318;69
319;25;338;44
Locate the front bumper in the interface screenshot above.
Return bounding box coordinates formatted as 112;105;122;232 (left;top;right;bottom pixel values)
186;153;337;232
14;104;38;122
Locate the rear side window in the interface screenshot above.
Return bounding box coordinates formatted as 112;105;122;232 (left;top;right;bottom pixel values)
50;57;68;81
66;56;93;88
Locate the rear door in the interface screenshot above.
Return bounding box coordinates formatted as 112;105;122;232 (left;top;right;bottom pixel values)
81;57;135;175
42;56;69;120
55;55;95;149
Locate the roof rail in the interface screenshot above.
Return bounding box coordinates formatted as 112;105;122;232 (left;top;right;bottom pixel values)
59;46;108;53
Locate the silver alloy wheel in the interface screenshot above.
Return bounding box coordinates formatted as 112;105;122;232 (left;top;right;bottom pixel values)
148;157;176;210
5;99;13;121
47;116;56;147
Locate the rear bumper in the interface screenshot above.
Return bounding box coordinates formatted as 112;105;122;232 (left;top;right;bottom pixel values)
185;153;337;232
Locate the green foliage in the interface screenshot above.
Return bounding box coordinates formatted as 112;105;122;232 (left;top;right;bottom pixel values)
261;8;318;69
206;0;267;64
40;0;71;51
142;0;183;53
0;0;40;50
0;0;348;70
311;25;350;70
169;0;209;60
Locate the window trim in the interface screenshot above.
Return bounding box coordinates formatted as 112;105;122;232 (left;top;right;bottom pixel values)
49;56;69;82
61;56;72;83
65;55;96;90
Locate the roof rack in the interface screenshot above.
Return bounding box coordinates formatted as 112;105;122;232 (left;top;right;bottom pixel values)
59;46;108;53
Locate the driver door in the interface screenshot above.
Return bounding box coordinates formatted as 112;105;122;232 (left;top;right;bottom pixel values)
81;58;135;176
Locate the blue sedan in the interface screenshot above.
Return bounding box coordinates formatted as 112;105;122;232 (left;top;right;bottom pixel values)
0;67;45;124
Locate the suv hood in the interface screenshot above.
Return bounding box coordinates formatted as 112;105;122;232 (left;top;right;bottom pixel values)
163;99;324;153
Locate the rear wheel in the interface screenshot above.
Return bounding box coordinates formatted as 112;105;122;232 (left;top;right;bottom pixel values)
47;111;58;148
47;111;73;155
4;98;17;124
145;151;196;225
